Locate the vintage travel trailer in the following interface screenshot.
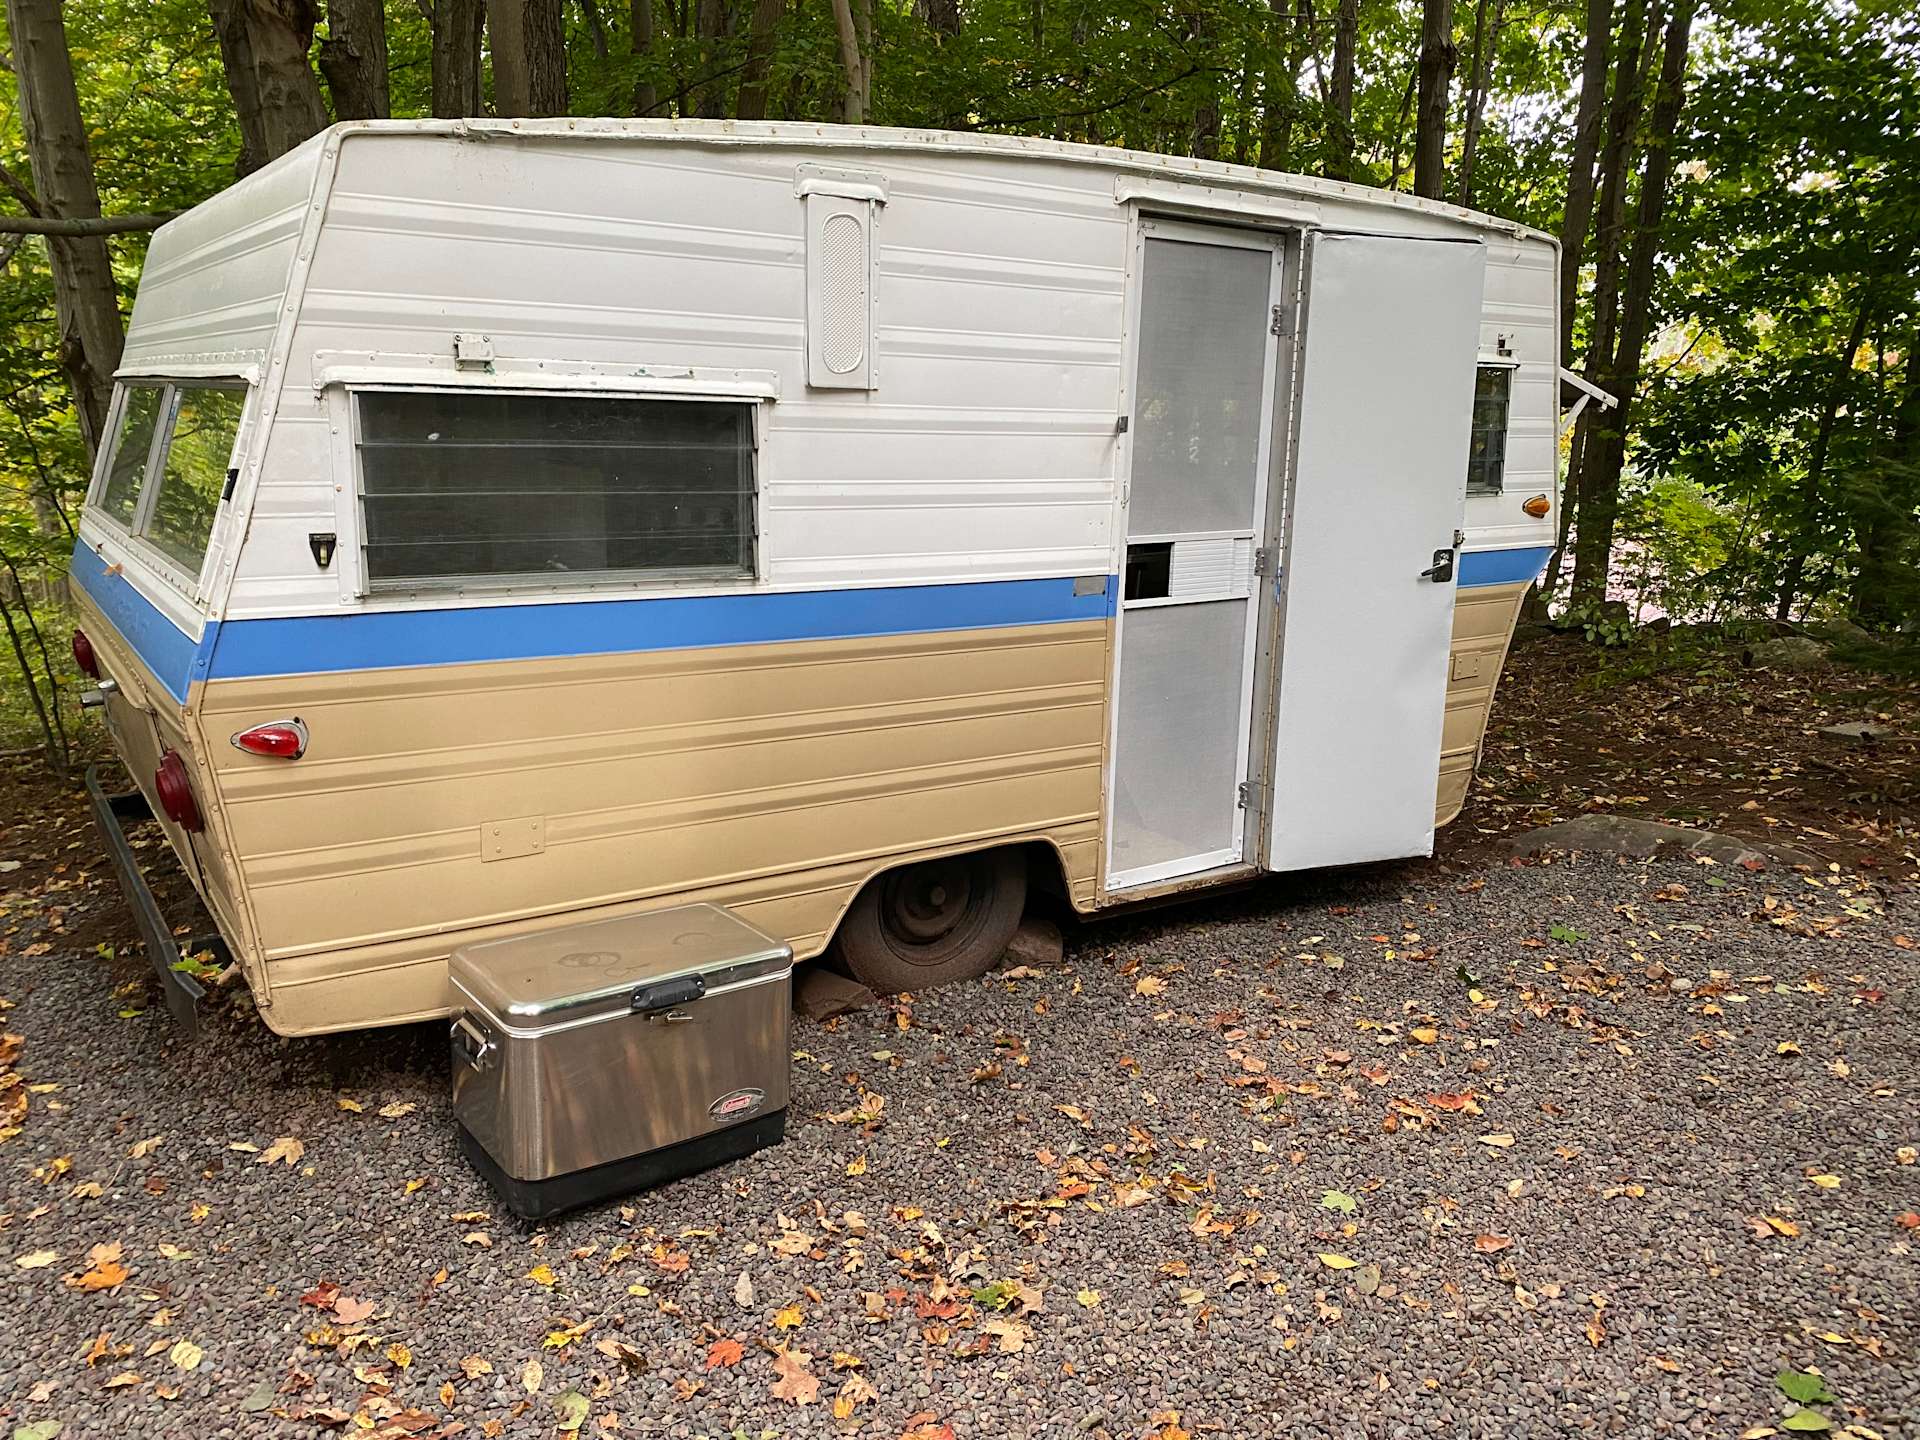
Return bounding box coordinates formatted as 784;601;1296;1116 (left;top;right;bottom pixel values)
71;119;1568;1037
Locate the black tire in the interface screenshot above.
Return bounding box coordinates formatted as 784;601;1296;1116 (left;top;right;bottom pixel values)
834;850;1027;994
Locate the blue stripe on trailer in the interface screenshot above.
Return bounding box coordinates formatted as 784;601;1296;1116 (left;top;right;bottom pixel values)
1458;545;1553;588
69;543;207;704
204;574;1120;680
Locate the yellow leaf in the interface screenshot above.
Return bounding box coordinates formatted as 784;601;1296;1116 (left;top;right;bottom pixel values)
404;1177;428;1195
14;1249;59;1270
1135;976;1168;997
1808;1173;1841;1189
1764;1216;1801;1237
257;1136;304;1167
128;1136;163;1159
1317;1253;1358;1270
522;1357;544;1393
337;1097;363;1113
1076;1287;1101;1308
1478;1133;1516;1148
526;1264;557;1287
773;1303;804;1331
1411;1026;1439;1044
845;1155;867;1177
1776;1040;1803;1056
386;1343;411;1369
168;1339;204;1372
379;1101;417;1119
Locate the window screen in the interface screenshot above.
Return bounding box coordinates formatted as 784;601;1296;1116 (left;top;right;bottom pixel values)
1466;365;1512;496
146;386;246;573
98;384;166;526
355;390;756;588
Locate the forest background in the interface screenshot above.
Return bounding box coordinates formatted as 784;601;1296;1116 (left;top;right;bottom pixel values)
0;0;1915;765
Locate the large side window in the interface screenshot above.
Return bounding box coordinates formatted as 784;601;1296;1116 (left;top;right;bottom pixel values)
354;390;757;589
146;386;247;573
89;379;248;584
98;384;166;525
1466;364;1512;497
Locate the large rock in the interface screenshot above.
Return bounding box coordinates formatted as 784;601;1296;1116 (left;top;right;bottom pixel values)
1820;720;1893;741
997;916;1066;970
1504;815;1822;871
1748;636;1828;671
793;964;877;1021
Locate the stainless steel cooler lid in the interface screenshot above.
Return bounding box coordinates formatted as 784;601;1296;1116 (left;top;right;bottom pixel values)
451;904;792;1025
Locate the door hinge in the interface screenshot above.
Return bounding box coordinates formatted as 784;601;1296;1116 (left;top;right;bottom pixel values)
1237;780;1266;812
1252;546;1274;577
1270;304;1287;337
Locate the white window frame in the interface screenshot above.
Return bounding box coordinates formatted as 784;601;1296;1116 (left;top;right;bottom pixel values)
84;376;254;603
340;382;771;601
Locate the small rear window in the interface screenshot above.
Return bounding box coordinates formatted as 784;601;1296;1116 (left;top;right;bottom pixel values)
354;389;757;590
99;384;166;525
89;379;248;585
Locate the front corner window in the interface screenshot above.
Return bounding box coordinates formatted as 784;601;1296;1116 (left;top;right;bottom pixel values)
354;389;758;590
1466;364;1512;497
98;383;166;525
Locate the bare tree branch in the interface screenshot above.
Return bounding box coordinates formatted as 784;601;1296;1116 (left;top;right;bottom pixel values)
0;211;176;235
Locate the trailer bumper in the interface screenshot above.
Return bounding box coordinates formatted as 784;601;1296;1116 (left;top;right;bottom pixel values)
84;765;203;1037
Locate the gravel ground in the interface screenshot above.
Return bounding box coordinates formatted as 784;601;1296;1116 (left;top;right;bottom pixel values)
1;853;1916;1440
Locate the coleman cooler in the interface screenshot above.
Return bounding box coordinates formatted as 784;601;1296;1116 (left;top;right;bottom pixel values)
449;904;793;1220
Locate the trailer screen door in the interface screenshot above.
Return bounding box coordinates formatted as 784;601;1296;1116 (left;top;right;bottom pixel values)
1107;223;1284;890
1266;233;1486;870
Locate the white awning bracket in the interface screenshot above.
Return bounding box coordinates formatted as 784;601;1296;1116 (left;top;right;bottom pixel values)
1558;365;1619;437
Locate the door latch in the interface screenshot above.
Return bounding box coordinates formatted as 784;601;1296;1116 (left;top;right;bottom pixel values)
1421;548;1456;583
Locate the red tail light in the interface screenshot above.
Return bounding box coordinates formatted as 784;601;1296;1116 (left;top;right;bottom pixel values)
71;628;99;679
154;750;204;832
230;718;308;760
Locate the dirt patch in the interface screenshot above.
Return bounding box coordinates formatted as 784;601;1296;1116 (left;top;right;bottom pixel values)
1438;631;1920;882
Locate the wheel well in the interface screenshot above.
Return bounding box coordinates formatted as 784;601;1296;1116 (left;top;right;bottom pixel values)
815;838;1074;958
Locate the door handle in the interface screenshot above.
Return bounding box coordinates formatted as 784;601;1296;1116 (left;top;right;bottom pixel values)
1421;548;1456;583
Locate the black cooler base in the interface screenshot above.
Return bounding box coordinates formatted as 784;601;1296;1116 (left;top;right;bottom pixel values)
458;1111;787;1221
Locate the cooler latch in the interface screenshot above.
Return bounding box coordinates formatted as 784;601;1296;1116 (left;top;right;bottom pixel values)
630;974;707;1015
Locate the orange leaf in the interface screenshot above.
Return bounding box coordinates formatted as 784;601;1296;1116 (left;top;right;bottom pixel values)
1474;1234;1513;1253
1896;1212;1920;1230
704;1338;744;1370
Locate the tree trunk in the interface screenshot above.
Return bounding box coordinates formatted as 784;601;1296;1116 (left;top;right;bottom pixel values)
1387;63;1418;187
1550;0;1653;610
207;0;331;176
431;0;486;117
1454;0;1505;207
1413;0;1456;199
630;0;657;113
1774;300;1873;621
488;0;568;116
1556;0;1613;373
1257;0;1306;172
1567;0;1695;610
915;0;959;39
687;0;728;117
734;0;785;120
318;0;389;118
1325;0;1360;182
829;0;866;123
4;0;125;458
1852;323;1918;628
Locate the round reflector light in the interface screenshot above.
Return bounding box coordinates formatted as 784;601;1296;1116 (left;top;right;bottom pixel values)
154;750;204;833
71;628;99;679
230;718;308;760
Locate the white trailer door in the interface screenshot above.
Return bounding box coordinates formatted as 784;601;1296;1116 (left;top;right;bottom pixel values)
1265;233;1486;871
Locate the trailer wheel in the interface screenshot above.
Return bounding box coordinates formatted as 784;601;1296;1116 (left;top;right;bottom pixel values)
836;850;1027;994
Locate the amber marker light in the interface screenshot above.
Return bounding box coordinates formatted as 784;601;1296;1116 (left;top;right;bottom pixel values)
1521;494;1552;518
